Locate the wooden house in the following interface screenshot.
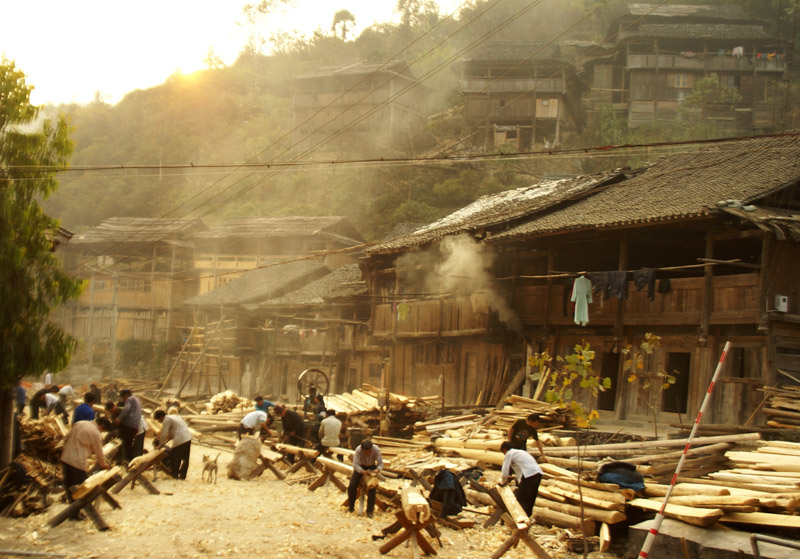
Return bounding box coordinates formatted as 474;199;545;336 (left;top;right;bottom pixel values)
457;42;585;151
292;60;430;155
588;3;787;130
57;217;206;346
363;133;800;426
243;263;384;400
173;216;365;398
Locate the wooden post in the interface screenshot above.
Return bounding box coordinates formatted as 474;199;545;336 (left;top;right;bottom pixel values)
613;235;629;420
165;245;177;343
87;269;95;373
110;272;118;385
700;233;714;340
150;245;157;341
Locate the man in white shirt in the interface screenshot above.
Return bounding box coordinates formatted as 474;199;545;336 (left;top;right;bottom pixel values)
238;410;269;440
499;441;543;517
317;409;342;454
154;410;193;479
348;439;383;517
41;386;68;422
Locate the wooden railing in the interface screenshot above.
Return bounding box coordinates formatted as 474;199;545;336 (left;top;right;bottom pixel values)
515;273;759;326
626;53;785;73
372;295;491;338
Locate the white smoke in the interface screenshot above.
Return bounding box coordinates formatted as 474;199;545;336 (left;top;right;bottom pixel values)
396;234;522;334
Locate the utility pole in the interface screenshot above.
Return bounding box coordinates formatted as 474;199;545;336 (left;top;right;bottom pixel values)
110;272;118;385
87;269;95;374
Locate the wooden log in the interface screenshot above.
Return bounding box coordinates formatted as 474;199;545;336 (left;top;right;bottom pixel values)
401;486;430;523
536;497;626;524
317;456;354;477
465;489;496;507
544;433;761;456
275;443;319;460
532;507;596;535
71;467;122;500
627;498;724;527
547;480;629;505
644;483;730;498
719;511;800;530
549;477;632;497
545;485;625;512
497;486;530;528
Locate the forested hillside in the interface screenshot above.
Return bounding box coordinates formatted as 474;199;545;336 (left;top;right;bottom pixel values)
42;0;799;240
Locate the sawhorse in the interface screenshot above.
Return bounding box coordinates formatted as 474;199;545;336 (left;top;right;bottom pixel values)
254;449;287;480
379;511;438;557
276;443;319;475
49;467;123;531
308;456;349;492
110;449;167;495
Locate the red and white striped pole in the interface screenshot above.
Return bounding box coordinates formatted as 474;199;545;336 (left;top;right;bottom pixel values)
637;341;731;558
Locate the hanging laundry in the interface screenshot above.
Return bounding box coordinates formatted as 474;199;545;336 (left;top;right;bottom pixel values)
397;302;410;321
767;52;777;61
607;271;628;300
632;270;656;301
590;272;608;296
680;51;696;58
732;46;744;58
657;277;672;294
571;275;592;326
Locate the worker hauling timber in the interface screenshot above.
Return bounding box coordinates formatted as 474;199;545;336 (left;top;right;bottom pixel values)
273;405;306;462
348;439;383;517
507;412;547;463
115;389;143;463
238;410;270;440
499;441;543;517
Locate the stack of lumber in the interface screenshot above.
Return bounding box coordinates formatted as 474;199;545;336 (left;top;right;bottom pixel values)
0;454;61;517
761;384;800;428
18;415;69;463
205;390;252;414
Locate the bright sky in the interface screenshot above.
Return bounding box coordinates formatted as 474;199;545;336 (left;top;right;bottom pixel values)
3;0;464;107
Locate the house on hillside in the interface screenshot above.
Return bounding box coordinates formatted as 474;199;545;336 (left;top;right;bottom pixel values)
57;217;207;350
457;42;586;151
291;61;430;155
587;3;787;130
173;216;365;398
363;133;800;426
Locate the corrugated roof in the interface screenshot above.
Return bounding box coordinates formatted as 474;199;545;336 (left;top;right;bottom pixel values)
367;170;626;253
183;259;329;307
71;218;206;245
249;264;365;309
636;23;770;40
627;3;749;21
492;134;800;241
192;216;363;244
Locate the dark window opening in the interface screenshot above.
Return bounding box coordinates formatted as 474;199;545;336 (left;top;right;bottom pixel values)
662;352;690;414
597;352;619;411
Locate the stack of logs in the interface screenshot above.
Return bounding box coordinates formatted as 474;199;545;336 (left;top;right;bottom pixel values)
206;390;252;414
761;384;800;429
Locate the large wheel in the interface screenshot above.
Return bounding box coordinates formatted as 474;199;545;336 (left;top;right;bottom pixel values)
297;368;329;403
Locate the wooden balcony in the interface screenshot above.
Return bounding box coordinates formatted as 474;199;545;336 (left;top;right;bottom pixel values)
627;53;785;73
372;295;491;338
461;77;564;94
515;273;759;326
74;276;187;310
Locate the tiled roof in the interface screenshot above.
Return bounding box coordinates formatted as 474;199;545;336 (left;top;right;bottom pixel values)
192;216;363;244
71;218;206;245
627;3;749;21
367;170;626;253
462;42;560;62
183;259;329;307
492;134;800;241
249;264;365;309
296;60;412;80
636;23;770;40
381;223;428;241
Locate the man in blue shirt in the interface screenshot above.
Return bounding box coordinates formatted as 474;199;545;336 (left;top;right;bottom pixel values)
72;392;97;424
254;396;274;414
14;381;26;414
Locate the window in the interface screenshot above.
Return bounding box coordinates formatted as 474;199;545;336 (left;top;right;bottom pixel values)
673;74;689;88
368;363;383;381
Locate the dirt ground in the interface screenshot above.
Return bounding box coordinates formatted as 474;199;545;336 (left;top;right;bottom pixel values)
0;442;625;559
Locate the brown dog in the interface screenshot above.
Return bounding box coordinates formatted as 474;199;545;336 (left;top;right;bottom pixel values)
201;453;220;484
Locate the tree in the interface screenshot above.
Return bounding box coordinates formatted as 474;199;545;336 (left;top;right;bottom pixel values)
0;59;83;468
240;0;295;54
623;334;677;437
332;9;356;41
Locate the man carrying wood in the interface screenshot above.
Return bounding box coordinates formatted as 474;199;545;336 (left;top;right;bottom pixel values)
153;409;193;479
42;386;69;423
499;441;543;517
348;439;383;517
507;413;547;463
61;418;110;501
115;389;143;463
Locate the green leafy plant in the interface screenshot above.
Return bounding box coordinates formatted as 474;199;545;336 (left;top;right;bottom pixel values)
529;341;610;428
624;333;677;437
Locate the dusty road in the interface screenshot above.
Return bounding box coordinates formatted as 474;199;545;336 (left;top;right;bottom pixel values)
0;444;623;559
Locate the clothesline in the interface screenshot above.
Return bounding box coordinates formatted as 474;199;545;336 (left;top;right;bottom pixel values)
497;258;747;281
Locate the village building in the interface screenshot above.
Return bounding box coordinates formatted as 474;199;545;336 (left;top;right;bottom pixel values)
457;42;585;151
291;60;431;155
56;218;207;364
173;216;366;399
587;3;787;131
363;133;800;426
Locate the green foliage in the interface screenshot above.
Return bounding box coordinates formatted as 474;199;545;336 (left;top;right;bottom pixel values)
529;341;609;428
0;59;83;389
118;338;171;380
